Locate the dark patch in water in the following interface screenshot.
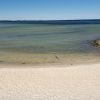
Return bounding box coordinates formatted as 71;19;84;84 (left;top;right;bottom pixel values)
55;55;59;60
0;60;4;62
22;62;26;64
4;30;85;40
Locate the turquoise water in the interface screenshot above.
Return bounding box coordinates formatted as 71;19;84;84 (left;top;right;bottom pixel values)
0;23;100;54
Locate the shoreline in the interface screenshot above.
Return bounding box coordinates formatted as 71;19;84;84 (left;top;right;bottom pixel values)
0;61;100;68
0;52;100;67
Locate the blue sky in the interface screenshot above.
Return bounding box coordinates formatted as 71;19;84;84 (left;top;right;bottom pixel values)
0;0;100;20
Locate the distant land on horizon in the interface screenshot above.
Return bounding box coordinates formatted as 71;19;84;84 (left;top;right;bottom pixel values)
0;19;100;25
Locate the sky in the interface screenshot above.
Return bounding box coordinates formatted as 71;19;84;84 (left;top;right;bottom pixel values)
0;0;100;20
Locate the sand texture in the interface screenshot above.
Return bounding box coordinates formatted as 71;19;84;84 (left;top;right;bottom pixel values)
0;64;100;100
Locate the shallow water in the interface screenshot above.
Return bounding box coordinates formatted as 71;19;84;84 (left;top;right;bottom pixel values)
0;23;100;65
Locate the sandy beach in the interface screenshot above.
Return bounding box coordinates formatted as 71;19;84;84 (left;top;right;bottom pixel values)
0;63;100;100
0;0;100;99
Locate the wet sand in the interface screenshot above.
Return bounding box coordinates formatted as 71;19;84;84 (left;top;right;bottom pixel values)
0;63;100;100
0;51;100;66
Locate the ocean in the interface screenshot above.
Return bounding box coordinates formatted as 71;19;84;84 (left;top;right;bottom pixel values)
0;20;100;65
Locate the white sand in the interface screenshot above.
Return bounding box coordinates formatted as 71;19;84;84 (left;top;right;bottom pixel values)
0;64;100;100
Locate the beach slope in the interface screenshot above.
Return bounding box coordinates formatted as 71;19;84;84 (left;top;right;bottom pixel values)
0;64;100;100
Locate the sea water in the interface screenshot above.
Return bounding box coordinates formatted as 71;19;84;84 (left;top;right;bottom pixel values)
0;22;100;64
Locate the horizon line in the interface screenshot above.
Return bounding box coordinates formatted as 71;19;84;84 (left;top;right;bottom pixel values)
0;19;100;21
